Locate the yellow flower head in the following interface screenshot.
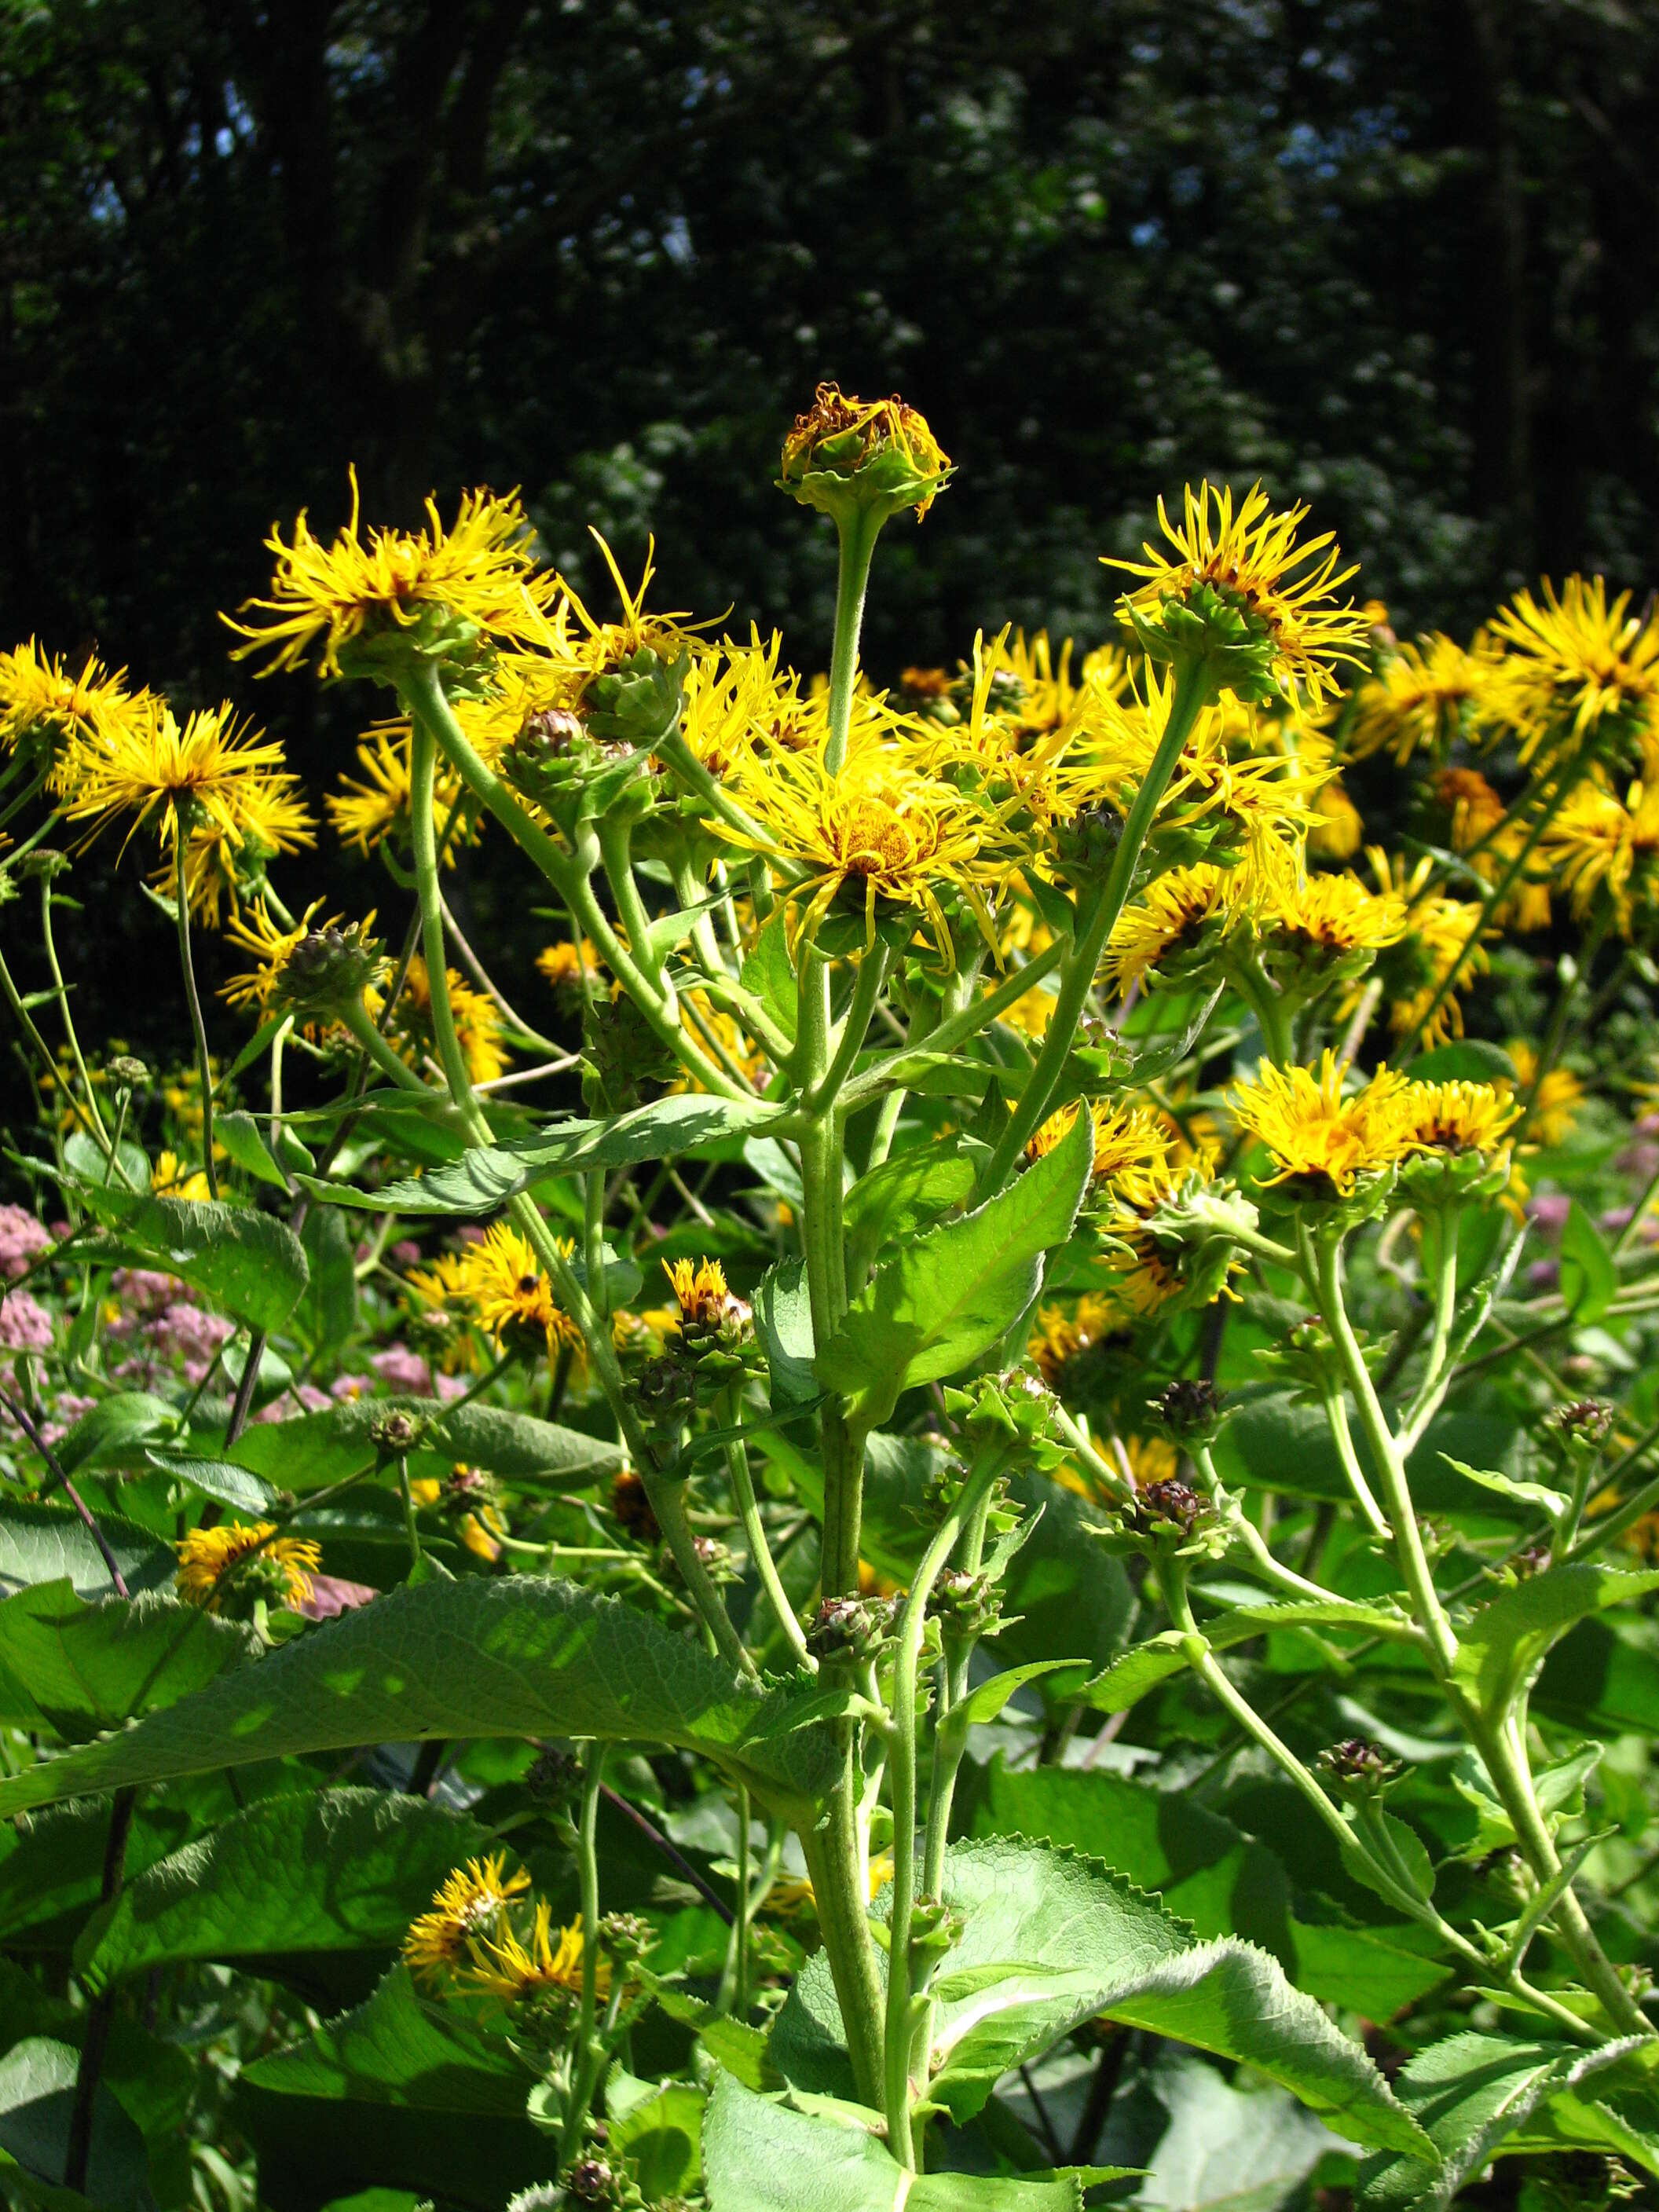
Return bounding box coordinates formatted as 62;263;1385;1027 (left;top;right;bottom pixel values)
1027;1292;1119;1386
225;469;558;678
536;939;603;992
1266;871;1407;958
1229;1050;1412;1196
1395;1079;1519;1159
1357;849;1487;1049
151;1148;214;1202
1346;634;1493;764
1502;1042;1584;1149
1107;481;1368;707
1481;576;1659;760
436;1221;584;1360
1026;1100;1174;1209
457;1899;610;2005
385;957;510;1087
327;724;472;861
780;383;951;519
0;640;154;786
1536;748;1659;932
718;720;1009;968
548;530;715;687
664;1255;737;1331
156;775;317;928
175;1519;320;1614
676;632;795;778
1104;862;1243;994
1309;775;1364;859
403;1853;532;1983
58;701;291;859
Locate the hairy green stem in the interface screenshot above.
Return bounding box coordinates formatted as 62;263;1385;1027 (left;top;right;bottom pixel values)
170;799;219;1199
825;506;882;778
562;1743;608;2174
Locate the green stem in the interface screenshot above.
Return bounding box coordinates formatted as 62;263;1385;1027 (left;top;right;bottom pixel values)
808;946;890;1111
38;875;112;1152
838;939;1068;1115
396;1456;423;1571
825;506;883;778
723;1405;812;1668
801;1799;885;2108
1229;957;1292;1068
562;1742;608;2174
338;995;435;1093
170;798;219;1199
716;1783;753;2016
976;654;1217;1193
598;815;665;987
1192;1445;1341;1603
584;1169;610;1323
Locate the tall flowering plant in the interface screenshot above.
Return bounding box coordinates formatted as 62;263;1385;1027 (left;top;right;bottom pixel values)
2;389;1659;2207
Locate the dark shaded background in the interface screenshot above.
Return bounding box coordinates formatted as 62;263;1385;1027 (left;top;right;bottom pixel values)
5;0;1658;1065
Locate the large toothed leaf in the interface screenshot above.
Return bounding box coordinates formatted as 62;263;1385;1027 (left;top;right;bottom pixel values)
0;1581;255;1739
213;1397;624;1496
771;1840;1433;2159
1356;2032;1654;2210
71;1182;309;1331
0;1577;840;1822
814;1111;1093;1412
300;1095;789;1214
0;1503;176;1601
701;2074;1106;2210
78;1788;488;1990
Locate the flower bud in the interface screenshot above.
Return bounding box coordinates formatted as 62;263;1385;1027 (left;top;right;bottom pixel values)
779;383;952;526
1149;1377;1226;1447
1136;1477;1211;1537
108;1054;149;1091
805;1594;885;1662
1317;1735;1401;1797
368;1407;425;1459
568;2156;613;2203
1549;1398;1615;1456
278;919;386;1016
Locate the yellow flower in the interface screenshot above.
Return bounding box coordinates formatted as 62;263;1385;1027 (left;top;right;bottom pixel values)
225;468;559;677
0;640;154;786
1027;1293;1119;1386
422;1221;584;1361
175;1520;320;1613
1346;634;1493;764
1265;871;1407;958
537;939;603;992
157;776;318;928
1481;575;1659;759
403;1854;533;1983
1229;1050;1413;1196
1104;863;1243;994
151;1148;214;1202
664;1256;736;1330
1501;1042;1584;1149
1429;767;1550;933
678;632;796;778
458;1899;610;2005
1358;850;1486;1049
771;1848;895;1917
718;720;1009;967
1536;749;1659;932
1107;481;1368;706
327;724;472;860
1026;1100;1174;1209
386;957;510;1087
1394;1078;1518;1159
1309;775;1364;859
57;701;290;858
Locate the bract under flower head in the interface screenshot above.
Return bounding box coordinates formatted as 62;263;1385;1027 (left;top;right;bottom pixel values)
780;382;952;523
1106;481;1368;707
225;469;559;680
222;900;385;1016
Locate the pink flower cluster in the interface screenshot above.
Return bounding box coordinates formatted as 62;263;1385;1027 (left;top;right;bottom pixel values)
104;1268;233;1386
0;1206;50;1281
0;1291;53;1350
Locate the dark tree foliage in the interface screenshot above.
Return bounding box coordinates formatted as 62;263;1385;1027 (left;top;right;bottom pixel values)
3;0;1657;1042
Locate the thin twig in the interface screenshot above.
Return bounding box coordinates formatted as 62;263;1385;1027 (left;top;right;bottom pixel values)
599;1781;735;1926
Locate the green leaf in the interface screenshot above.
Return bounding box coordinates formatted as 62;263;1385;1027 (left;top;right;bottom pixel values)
1126;2049;1353;2212
772;1839;1433;2155
243;1962;531;2111
302;1094;790;1214
72;1182;309;1331
938;1662;1077;1752
1081;1598;1416;1715
972;1765;1446;2023
299;1205;358;1352
0;1581;255;1739
64;1130;149;1193
1452;1563;1659;1722
1440;1454;1569;1520
52;1392;185;1477
609;2078;705;2199
741;910;799;1043
701;2074;1091;2210
0;2037;150;2211
815;1111;1093;1412
1356;2031;1648;2210
214;1108;291;1190
842;1145;976;1284
0;1503;176;1600
1403;1042;1518;1085
1559;1199;1617;1324
145;1449;279;1515
222;1397;625;1494
754;1258;819;1410
0;1577;840;1823
78;1786;488;1989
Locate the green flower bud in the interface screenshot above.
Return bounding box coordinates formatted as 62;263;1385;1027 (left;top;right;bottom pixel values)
779;383;953;526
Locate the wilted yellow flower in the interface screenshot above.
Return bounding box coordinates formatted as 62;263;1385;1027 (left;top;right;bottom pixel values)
225;469;558;677
1346;634;1493;764
403;1854;532;1983
780;383;951;519
1107;481;1368;706
1481;575;1659;759
175;1520;320;1613
1229;1051;1413;1196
